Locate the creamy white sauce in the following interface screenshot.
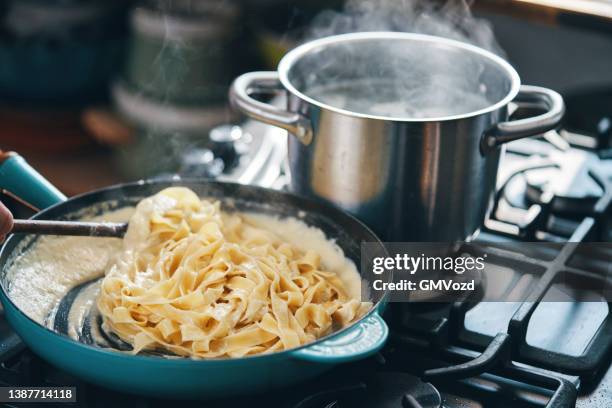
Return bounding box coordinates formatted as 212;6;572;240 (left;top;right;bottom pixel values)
7;208;133;324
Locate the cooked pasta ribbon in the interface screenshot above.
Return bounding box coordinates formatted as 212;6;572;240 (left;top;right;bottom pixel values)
97;187;371;358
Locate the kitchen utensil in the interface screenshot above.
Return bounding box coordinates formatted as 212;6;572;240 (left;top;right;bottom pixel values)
229;31;565;242
110;1;241;179
124;2;239;104
10;219;127;237
0;153;389;398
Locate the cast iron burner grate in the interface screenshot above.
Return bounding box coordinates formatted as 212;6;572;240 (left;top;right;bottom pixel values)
485;139;611;376
387;137;611;408
487;138;611;240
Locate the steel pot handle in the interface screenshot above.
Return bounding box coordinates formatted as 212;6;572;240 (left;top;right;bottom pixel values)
229;71;313;145
291;311;388;363
0;152;66;209
481;85;565;154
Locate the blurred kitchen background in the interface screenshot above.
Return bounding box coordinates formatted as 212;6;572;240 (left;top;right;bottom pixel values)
1;0;611;197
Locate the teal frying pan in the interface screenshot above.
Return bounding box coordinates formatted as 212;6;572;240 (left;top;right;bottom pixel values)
0;153;389;399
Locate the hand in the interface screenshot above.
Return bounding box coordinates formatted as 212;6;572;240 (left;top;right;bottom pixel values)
0;201;13;242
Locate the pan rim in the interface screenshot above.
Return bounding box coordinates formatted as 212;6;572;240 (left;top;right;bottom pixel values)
0;179;389;365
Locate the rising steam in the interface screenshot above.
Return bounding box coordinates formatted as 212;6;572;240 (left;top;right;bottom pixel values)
306;0;504;56
294;0;509;119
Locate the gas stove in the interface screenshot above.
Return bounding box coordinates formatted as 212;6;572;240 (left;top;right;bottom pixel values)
0;114;610;407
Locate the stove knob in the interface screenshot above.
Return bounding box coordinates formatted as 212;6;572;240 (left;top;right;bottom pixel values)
209;125;243;170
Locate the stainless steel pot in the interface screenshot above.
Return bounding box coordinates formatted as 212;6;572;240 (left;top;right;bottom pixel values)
229;32;564;242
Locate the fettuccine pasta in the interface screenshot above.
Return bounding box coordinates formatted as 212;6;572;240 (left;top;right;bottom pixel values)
97;187;371;358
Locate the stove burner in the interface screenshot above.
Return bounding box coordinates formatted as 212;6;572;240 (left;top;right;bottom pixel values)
524;150;603;214
292;372;441;408
497;147;606;224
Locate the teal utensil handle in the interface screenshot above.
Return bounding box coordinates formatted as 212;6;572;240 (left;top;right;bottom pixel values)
0;153;66;209
291;311;388;363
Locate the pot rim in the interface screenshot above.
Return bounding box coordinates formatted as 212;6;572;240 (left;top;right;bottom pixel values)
277;31;521;123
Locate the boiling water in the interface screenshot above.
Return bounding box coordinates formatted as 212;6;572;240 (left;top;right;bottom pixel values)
305;79;495;119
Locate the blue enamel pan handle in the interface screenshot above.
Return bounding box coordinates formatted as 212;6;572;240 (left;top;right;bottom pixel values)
291;311;388;363
0;153;66;209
